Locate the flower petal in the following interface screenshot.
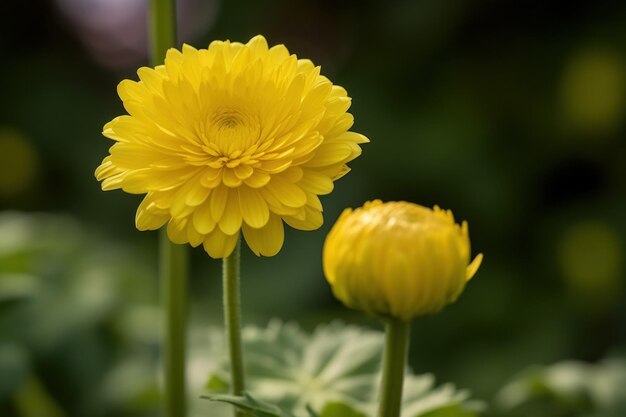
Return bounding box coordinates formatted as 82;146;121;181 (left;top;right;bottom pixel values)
187;220;204;247
223;168;243;187
281;166;303;183
234;164;254;180
298;170;334;195
305;192;323;211
192;198;216;234
466;253;483;281
170;171;209;217
239;187;270;228
244;171;271;188
305;143;353;168
242;214;284;256
264;176;307;208
185;181;211;207
135;194;169;231
284;206;323;231
200;168;223;188
218;188;243;235
210;185;228;221
203;229;239;259
167;218;189;244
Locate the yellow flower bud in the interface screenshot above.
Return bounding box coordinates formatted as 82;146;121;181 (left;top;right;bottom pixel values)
323;200;483;321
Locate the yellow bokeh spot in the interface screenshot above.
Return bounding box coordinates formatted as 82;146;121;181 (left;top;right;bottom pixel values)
0;129;39;197
561;47;625;136
558;221;623;312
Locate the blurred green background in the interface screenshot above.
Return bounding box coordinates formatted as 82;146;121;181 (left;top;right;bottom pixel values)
1;0;626;416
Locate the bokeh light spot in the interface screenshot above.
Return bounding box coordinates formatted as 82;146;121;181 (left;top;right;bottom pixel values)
558;221;623;312
560;48;626;136
0;129;40;198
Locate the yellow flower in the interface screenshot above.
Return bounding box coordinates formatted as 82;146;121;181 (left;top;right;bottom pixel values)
323;200;482;321
95;35;368;258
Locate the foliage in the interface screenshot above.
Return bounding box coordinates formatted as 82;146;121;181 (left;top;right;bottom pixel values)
0;212;161;417
495;357;626;417
202;321;481;417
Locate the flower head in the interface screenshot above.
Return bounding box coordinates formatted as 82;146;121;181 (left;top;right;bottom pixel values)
323;200;482;321
95;35;368;258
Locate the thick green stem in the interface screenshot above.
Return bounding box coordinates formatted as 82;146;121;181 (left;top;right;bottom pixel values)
223;237;247;416
159;231;188;417
149;0;177;63
149;2;185;416
377;318;410;417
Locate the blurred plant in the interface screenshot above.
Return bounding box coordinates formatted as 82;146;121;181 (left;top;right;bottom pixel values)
495;357;626;417
0;212;160;417
201;321;482;417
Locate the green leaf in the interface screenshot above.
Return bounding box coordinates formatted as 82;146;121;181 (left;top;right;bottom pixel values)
402;375;480;417
419;403;478;417
0;212;159;416
201;321;481;417
202;393;299;417
205;375;229;393
319;402;368;417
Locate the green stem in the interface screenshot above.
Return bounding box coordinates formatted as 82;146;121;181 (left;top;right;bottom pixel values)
149;2;185;416
377;318;410;417
149;0;177;64
159;231;188;417
223;237;247;416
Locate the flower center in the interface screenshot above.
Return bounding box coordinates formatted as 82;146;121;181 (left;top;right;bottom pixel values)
214;111;244;129
206;108;261;157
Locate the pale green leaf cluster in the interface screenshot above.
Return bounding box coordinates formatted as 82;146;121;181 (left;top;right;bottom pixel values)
199;321;481;417
496;357;626;417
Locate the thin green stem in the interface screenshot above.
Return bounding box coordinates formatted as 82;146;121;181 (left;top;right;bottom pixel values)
159;231;188;417
377;318;411;417
223;237;247;416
